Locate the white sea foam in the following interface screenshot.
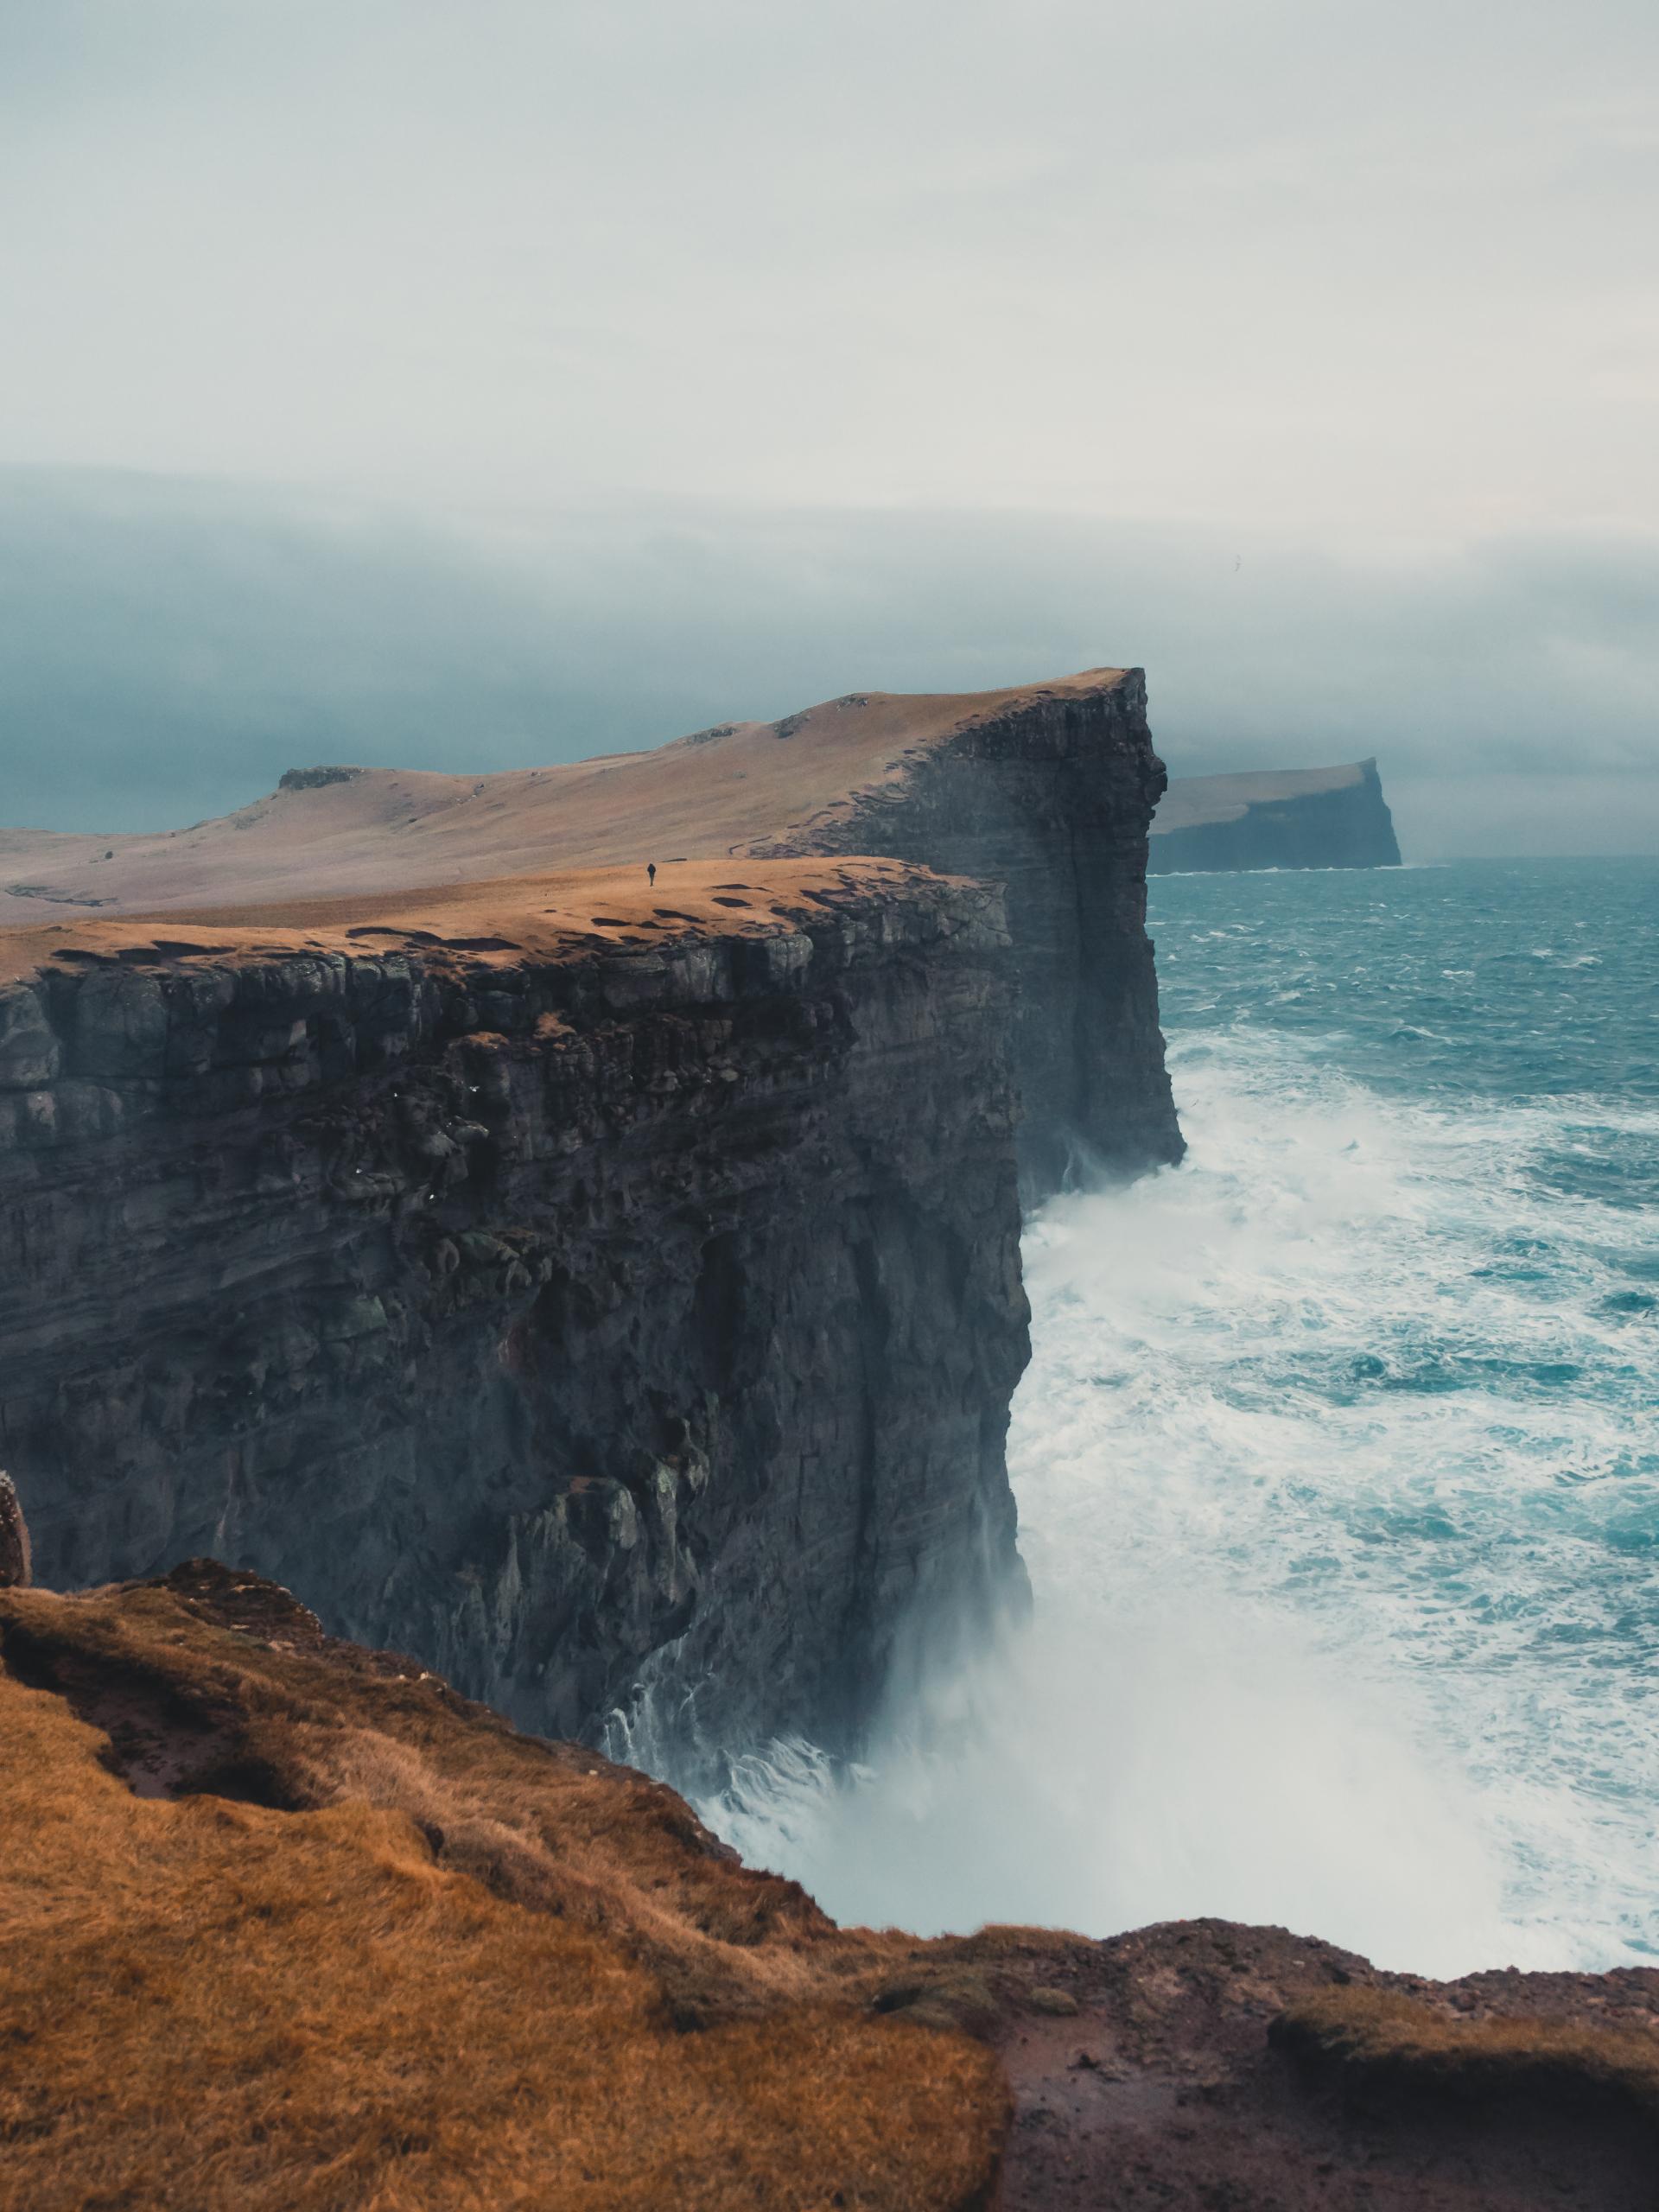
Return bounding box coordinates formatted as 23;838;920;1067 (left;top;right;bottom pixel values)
702;1020;1659;1976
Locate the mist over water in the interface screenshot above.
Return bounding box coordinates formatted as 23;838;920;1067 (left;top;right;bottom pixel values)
696;859;1659;1976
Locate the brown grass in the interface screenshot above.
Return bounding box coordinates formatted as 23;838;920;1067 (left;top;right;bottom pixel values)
0;856;950;988
1272;1986;1659;2131
0;668;1128;928
0;1571;1006;2212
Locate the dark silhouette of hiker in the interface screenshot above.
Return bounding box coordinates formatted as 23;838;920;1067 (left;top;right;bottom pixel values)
647;862;657;887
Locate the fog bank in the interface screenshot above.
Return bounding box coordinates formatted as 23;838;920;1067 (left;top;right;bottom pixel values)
3;471;1656;858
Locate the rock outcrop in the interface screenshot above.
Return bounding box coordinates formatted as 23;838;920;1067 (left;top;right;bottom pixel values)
1150;758;1402;873
749;670;1180;1185
0;862;1027;1759
0;1473;29;1588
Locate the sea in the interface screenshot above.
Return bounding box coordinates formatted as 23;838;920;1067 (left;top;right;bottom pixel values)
699;857;1659;1979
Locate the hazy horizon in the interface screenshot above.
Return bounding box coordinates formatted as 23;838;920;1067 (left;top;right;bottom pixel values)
3;0;1656;855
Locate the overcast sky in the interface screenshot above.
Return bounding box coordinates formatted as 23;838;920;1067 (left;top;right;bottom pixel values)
2;0;1656;852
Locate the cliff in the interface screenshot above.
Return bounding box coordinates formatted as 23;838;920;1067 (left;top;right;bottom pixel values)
0;861;1027;1761
0;665;1182;1777
0;667;1181;1182
4;1565;1655;2212
1150;758;1402;873
745;671;1179;1184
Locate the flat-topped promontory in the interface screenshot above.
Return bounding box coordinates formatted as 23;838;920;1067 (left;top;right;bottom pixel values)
1152;758;1401;873
0;855;1027;1757
3;665;1182;1181
2;668;1138;915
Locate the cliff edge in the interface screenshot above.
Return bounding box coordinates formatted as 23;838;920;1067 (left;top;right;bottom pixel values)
4;1565;1654;2212
1151;758;1402;873
1;667;1182;1181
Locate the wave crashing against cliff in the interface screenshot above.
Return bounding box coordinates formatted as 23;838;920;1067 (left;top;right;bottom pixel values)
702;857;1659;1980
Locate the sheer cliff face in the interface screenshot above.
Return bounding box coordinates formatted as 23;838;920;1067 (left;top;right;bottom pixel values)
0;869;1027;1755
754;670;1183;1188
1150;759;1402;874
0;666;1184;1761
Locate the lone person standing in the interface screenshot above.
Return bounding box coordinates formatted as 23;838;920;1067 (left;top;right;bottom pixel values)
646;861;657;887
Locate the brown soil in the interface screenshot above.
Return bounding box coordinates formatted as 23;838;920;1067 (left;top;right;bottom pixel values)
987;1923;1659;2209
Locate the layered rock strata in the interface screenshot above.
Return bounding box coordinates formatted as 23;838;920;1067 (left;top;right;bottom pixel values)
0;863;1028;1757
749;670;1181;1186
0;666;1184;1758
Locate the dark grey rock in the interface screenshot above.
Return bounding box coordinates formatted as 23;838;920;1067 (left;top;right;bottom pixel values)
0;1474;30;1589
757;668;1184;1191
2;877;1027;1762
1151;759;1402;874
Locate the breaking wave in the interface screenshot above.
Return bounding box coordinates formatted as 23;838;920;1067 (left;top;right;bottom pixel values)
696;859;1659;1975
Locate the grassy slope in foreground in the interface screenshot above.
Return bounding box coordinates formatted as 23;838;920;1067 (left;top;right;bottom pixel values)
6;1567;1659;2212
0;1566;1006;2212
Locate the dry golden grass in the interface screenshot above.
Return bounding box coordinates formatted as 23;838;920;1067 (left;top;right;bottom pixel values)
0;667;1128;927
0;1573;1006;2212
0;855;946;988
1273;1985;1659;2131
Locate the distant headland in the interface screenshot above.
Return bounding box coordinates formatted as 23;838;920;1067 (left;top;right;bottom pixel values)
1151;758;1402;872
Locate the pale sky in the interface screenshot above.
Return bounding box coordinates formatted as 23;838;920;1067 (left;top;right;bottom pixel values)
2;0;1656;849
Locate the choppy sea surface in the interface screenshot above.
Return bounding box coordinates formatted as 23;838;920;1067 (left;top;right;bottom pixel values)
702;857;1659;1976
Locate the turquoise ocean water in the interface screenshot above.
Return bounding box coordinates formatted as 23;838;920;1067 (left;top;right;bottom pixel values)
709;857;1659;1975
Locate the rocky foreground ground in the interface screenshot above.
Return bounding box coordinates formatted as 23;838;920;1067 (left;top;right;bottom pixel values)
3;1560;1655;2211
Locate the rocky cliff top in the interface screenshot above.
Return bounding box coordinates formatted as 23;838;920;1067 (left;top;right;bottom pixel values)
0;669;1132;923
0;855;966;991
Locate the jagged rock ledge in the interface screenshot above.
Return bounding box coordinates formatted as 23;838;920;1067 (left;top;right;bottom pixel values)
0;859;1029;1758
